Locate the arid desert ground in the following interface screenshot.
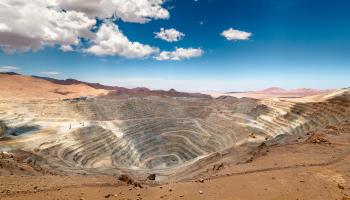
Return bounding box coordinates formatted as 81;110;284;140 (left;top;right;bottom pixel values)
1;73;350;200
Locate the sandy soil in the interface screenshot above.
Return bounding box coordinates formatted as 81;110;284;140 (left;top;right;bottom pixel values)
1;122;350;200
0;74;108;100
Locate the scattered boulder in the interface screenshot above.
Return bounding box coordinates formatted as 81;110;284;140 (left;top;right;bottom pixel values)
118;174;131;182
309;137;330;144
118;174;142;188
147;173;156;181
212;163;224;171
198;190;203;194
338;183;345;190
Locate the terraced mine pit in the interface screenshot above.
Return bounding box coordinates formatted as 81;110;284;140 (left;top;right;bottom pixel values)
0;89;350;181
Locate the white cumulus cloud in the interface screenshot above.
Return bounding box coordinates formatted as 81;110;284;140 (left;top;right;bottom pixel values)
221;28;251;41
0;0;96;53
155;28;185;42
0;0;169;55
57;0;170;23
59;45;74;52
155;47;203;61
0;1;203;61
0;66;20;72
85;23;159;58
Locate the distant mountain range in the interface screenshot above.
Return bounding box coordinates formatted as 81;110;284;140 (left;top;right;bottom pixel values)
31;75;211;99
0;72;212;99
252;87;333;95
1;72;334;100
208;87;334;99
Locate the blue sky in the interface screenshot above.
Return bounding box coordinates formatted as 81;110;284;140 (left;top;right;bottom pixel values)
0;0;349;92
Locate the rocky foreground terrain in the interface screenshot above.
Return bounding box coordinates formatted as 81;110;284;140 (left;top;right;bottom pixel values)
0;73;350;200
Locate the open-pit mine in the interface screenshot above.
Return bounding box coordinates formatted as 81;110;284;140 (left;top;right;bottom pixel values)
1;73;350;200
